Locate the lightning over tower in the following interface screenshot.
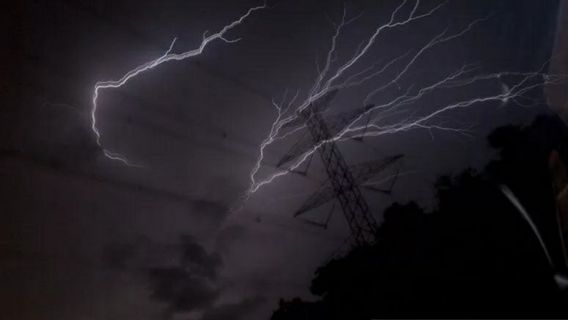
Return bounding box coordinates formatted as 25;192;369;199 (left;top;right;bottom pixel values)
83;0;566;246
247;0;564;193
244;0;565;244
295;90;401;245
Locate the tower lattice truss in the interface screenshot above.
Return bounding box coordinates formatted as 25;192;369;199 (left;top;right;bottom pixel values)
277;90;403;246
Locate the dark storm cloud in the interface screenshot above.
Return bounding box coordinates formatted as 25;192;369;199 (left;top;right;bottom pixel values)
178;235;223;280
103;234;227;315
215;224;247;253
148;266;219;314
201;296;266;320
145;236;224;315
190;199;229;222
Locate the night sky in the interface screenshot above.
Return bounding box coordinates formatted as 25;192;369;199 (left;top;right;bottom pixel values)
2;0;563;319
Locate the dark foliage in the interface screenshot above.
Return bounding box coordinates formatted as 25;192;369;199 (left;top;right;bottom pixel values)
272;115;568;319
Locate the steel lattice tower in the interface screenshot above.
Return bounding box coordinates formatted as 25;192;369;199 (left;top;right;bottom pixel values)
300;105;378;245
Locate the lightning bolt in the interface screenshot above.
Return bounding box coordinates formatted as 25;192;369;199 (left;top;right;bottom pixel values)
245;0;566;199
85;0;564;213
90;4;266;166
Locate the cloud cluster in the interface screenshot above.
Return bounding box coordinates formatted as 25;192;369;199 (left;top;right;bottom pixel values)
103;233;260;319
148;235;222;314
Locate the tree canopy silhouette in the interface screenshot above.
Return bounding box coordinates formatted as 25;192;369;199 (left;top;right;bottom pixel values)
272;114;568;319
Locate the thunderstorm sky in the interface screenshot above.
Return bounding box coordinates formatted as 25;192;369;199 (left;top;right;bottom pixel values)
2;0;562;319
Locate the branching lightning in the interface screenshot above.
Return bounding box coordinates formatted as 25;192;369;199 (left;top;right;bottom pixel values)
245;0;566;198
86;1;565;212
90;4;266;166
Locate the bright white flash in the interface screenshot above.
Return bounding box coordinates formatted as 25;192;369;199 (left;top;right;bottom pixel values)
91;4;266;166
246;0;565;197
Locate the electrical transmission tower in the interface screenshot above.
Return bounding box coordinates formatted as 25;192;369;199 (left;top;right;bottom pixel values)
277;89;403;246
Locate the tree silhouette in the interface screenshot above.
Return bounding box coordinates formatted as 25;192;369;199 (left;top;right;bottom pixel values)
272;115;568;319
